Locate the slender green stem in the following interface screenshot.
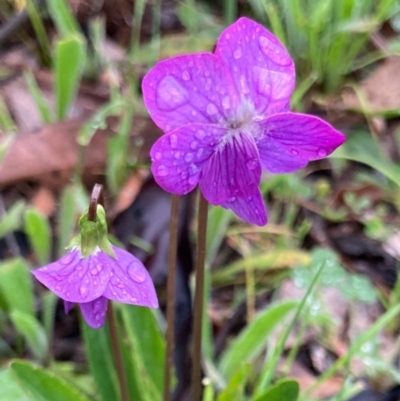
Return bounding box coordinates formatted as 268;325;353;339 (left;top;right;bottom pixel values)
192;192;209;401
163;194;180;401
107;303;129;401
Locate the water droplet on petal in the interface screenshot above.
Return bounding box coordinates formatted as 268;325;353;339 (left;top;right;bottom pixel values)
188;176;197;185
127;261;147;283
196;130;206;140
317;148;327;157
246;159;258;170
204;71;210;77
157;165;168;177
91;268;99;275
181;171;188;179
174;151;181;159
240;75;250;95
192;111;197;116
213;181;217;187
79;286;88;298
196;148;204;159
258;36;292;66
233;48;242;59
131;297;138;303
205;78;212;91
154;151;162;160
185;153;193;162
222;96;231;110
206;103;218;116
182;70;190;81
291;149;298;156
229;197;236;203
170;134;178;148
156;76;189;110
190;141;198;150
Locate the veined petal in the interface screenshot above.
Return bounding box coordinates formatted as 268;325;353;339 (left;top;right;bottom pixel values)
80;297;108;329
151;124;226;196
221;188;267;226
257;137;309;173
215;17;295;115
142;53;240;132
103;247;158;309
257;113;346;163
199;131;261;204
32;249;110;303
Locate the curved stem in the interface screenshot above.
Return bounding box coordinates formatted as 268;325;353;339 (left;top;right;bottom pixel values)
107;303;129;401
192;192;209;401
88;184;103;221
163;194;180;401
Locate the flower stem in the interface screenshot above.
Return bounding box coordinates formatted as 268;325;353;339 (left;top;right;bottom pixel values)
192;192;209;401
107;303;129;401
88;184;103;221
163;194;180;401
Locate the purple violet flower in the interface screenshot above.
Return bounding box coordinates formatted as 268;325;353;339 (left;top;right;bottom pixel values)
142;17;345;225
32;246;158;329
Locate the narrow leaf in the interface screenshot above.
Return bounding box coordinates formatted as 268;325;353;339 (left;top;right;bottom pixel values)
253;379;299;401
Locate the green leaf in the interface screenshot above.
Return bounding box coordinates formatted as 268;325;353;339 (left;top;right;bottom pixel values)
217;364;251;401
10;311;48;362
218;300;298;379
253;379;299;401
0;368;32;401
0;258;33;316
332;130;400;187
121;305;165;399
55;35;86;120
11;360;93;401
45;0;81;37
81;322;119;401
24;71;52;123
0;200;25;239
24;208;51;265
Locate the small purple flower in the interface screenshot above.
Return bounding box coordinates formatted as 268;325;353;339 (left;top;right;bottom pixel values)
142;17;345;225
32;246;158;329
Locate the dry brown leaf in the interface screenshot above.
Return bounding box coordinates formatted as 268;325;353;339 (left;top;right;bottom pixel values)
30;186;56;217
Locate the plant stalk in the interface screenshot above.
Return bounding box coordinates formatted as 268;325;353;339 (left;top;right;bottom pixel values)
192;192;209;401
107;303;129;401
163;194;180;401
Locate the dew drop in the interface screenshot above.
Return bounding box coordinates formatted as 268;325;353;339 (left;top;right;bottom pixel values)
93;280;98;286
317;148;327;157
196;130;206;140
188;176;197;185
190;140;198;150
181;171;188;179
229;197;236;203
170;134;178;148
233;48;242;59
154;151;162;160
240;75;250;95
206;103;218;116
226;33;230;39
192;111;197;116
127;261;147;283
258;36;292;66
246;159;258;170
182;70;190;81
79;286;88;298
222;96;231;110
156;76;189;110
131;297;138;303
174;151;181;159
204;71;210;77
205;78;212;91
157;165;168;177
188;60;194;68
185;153;193;162
196;148;204;159
55;285;61;291
291;149;298;156
213;181;217;187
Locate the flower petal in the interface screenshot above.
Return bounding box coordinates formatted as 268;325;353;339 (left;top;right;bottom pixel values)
151;123;226;195
215;17;295;115
257;137;309;173
199;132;261;204
221;189;267;226
258;112;346;163
103;247;158;308
79;297;108;329
32;249;110;303
142;53;240;132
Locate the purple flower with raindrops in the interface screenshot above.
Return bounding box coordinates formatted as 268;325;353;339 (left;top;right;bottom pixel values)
142;17;345;225
32;246;158;329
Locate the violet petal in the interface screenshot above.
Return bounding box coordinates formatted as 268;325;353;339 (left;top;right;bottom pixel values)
199;132;261;205
150;123;225;196
142;53;239;132
32;248;110;303
221;188;267;226
215;17;295;115
103;247;158;309
79;296;108;329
